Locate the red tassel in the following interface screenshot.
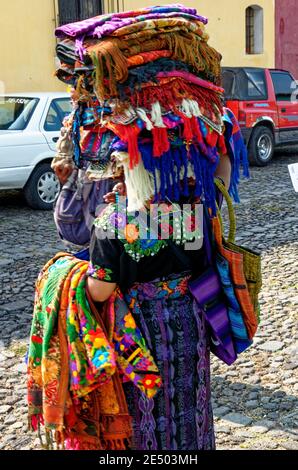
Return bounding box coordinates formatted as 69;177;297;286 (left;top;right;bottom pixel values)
122;124;141;169
106;122;141;169
175;111;193;142
205;128;219;147
152;127;170;157
182;117;193;142
130;78;224;119
30;414;44;431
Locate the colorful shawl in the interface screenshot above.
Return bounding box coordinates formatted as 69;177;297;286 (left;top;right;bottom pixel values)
56;28;221;98
54;4;248;218
87;30;221;99
28;253;161;449
55;4;206;40
110;17;206;39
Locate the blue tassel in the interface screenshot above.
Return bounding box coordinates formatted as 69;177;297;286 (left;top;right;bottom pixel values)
172;147;182;200
190;145;203;198
160;152;170;200
73;107;82;168
180;146;189;197
223;108;250;203
140;143;159;200
193;143;218;215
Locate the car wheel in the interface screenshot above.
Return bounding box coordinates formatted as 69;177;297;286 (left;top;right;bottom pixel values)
23;163;60;210
248;126;274;166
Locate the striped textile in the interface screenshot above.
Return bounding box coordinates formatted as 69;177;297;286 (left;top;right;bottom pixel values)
212;216;258;340
216;253;253;353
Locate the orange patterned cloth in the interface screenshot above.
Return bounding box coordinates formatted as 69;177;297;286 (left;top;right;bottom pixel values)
127;50;172;68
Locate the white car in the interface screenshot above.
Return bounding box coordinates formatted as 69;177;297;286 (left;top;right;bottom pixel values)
0;92;72;210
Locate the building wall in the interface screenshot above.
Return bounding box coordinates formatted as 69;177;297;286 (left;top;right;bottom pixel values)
275;0;298;78
112;0;275;68
0;0;65;93
0;0;277;94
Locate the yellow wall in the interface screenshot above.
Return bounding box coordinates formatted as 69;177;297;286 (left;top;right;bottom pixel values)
108;0;275;68
0;0;275;93
0;0;65;93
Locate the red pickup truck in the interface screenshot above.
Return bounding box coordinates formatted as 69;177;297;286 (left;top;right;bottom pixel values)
222;67;298;166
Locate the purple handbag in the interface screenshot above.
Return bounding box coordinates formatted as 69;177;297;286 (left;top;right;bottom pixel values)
54;169;112;246
188;210;237;365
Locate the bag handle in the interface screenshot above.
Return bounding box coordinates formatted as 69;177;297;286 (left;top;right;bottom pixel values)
213;178;237;244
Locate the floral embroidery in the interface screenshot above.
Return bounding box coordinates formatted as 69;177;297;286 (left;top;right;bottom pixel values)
94;202;202;262
109;212;126;230
140;239;159;250
124;313;136;329
124;224;139;244
93;349;111;369
160;222;174;238
141;374;162;390
87;263;113;281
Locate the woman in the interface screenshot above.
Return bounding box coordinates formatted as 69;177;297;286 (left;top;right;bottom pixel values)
84;153;231;451
48;4;250;450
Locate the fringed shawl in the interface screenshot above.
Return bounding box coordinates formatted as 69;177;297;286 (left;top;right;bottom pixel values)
28;253;161;449
55;4;206;40
54;4;248;217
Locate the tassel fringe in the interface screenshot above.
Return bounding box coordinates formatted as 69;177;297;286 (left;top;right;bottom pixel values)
88;31;222;101
112;151;155;211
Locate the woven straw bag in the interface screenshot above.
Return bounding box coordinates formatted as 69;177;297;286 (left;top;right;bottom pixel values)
212;179;262;339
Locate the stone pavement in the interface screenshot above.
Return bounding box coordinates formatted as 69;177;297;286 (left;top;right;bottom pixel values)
0;152;297;450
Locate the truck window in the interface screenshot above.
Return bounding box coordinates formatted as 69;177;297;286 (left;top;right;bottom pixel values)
245;70;267;98
270;71;295;101
222;68;267;101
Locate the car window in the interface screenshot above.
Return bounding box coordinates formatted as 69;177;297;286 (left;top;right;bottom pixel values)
222;70;236;99
270;71;294;101
44;98;71;132
222;68;267;101
0;97;39;130
246;70;267;97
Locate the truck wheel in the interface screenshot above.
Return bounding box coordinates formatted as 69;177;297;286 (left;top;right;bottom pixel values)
23;163;60;210
248;126;274;166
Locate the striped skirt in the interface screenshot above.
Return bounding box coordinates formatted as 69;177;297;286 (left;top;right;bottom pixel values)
124;272;215;450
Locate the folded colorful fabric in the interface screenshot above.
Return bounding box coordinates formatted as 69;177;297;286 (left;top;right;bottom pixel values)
54;3;248;213
55;4;206;40
28;253;161;448
126;49;172;67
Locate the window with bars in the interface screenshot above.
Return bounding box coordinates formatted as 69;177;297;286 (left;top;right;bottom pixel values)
246;5;264;55
58;0;104;26
246;7;255;54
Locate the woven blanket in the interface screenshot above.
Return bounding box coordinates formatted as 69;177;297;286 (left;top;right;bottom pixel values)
55;4;206;40
28;252;161;448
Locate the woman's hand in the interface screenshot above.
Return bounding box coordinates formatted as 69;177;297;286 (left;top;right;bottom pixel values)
86;277;116;303
52;161;73;185
103;182;126;204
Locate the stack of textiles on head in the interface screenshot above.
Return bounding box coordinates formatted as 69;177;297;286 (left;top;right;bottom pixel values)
55;3;248;213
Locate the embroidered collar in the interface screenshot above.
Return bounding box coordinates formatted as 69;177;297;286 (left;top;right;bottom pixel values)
94;203;202;261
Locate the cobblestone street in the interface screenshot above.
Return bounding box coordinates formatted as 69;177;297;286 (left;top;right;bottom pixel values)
0;152;297;451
